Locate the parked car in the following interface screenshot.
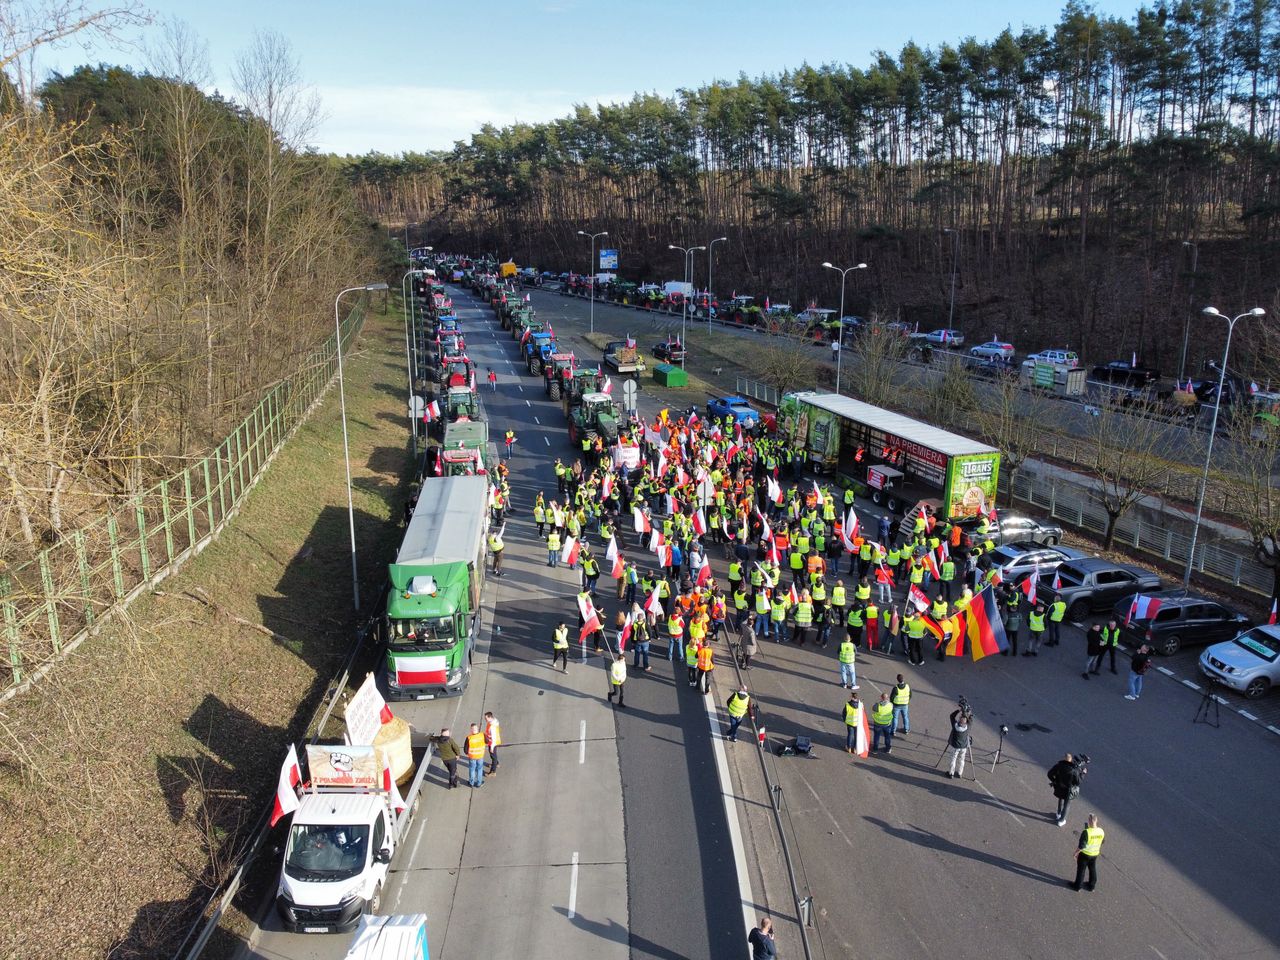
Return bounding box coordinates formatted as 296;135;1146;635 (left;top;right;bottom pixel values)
1050;558;1163;620
977;543;1088;582
706;396;760;428
913;328;965;347
1199;625;1280;698
1088;360;1160;390
970;340;1016;361
1112;590;1251;656
995;515;1065;546
653;338;687;363
1026;349;1080;369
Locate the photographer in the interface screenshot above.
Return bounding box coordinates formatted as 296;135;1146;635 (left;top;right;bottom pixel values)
943;701;972;779
1047;752;1085;826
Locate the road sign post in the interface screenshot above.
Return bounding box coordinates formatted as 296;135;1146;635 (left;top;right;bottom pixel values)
621;378;638;415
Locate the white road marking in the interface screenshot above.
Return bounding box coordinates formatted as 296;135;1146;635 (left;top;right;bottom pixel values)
568;851;579;919
525;399;531;407
1182;679;1200;690
1268;725;1280;735
534;416;541;425
1150;946;1170;960
702;688;757;936
518;383;524;391
544;437;551;446
1156;666;1176;676
1238;710;1257;721
973;777;1025;825
579;720;586;764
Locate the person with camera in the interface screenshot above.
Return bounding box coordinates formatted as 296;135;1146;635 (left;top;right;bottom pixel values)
943;702;972;778
747;916;777;959
1047;752;1085;826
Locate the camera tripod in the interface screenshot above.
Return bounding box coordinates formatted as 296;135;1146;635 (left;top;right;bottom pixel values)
989;725;1012;772
934;740;978;781
1193;686;1221;727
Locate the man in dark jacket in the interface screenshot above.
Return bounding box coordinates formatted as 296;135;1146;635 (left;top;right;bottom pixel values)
430;728;463;789
1083;624;1105;678
1048;753;1083;826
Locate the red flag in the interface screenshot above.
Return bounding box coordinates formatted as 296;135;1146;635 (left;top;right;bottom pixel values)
633;506;652;533
766;539;781;565
725;441;740;461
270;744;302;827
692;509;707;536
644;583;663;615
1271;598;1278;625
688;410;699;428
561;536;580;566
578;592;602;641
696;554;712;587
382;758;406;814
611;552;625;579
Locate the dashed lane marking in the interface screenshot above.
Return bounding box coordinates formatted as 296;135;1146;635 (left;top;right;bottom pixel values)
568;851;579;920
579;720;586;764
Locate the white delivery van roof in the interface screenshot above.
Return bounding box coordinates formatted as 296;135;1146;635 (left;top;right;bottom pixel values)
345;913;428;960
793;392;997;458
295;792;383;826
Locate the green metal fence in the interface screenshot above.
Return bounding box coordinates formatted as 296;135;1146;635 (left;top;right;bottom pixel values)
0;300;370;697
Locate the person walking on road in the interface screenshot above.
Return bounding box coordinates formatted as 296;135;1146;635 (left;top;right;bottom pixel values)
631;615;651;671
943;707;971;779
1102;618;1121;673
1048;593;1067;646
551;622;570;672
840;693;863;754
837;634;857;690
1126;644;1153;700
696;640;715;694
891;675;911;734
871;693;894;754
748;917;777;960
464;723;486;788
607;652;627;708
488;526;505;577
725;688;754;741
1083;624;1105;677
488;367;497;391
504;428;516;459
430;728;462;789
483;711;501;776
1026;602;1046;656
1070;814;1105;891
739;619;758;670
1048;753;1083;826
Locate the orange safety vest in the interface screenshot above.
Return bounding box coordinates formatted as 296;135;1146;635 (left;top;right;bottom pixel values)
697;646;714;671
465;733;486;759
807;555;825;574
485;719;501;747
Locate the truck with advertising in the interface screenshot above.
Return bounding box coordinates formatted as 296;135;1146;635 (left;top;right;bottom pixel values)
778;391;1000;519
382;475;488;700
275;743;430;934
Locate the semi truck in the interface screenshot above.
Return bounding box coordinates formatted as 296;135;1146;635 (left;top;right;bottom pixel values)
275;743;430;934
778;391;1000;519
383;475;488;699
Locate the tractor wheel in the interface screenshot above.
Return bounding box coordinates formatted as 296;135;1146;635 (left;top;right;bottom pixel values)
549;381;562;400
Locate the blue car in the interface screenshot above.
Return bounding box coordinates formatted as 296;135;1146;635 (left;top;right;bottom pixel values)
706;396;760;428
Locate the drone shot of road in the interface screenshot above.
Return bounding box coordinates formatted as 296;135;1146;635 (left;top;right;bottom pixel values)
4;3;1280;960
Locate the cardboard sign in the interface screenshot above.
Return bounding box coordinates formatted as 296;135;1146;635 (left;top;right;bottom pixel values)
306;744;378;789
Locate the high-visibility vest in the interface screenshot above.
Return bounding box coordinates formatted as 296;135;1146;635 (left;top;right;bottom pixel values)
1081;827;1105;857
872;701;894;726
906;617;926;639
795;534;811;554
610;659;627;685
790;550;804;571
553;626;569;649
910;565;924;584
794;601;813;625
750;566;764;587
689;620;707;643
728;561;742;583
485;719;501;747
931;599;948;619
831;585;846;607
838;641;856;664
844;489;855;506
465;733;486;759
697;646;714;671
534;505;545;522
807;554;824;574
755;592;771;615
733;590;748;610
859;543;872;561
489;534;504;552
892;683;911;705
811;582;827;602
685;642;700;666
1050;601;1067;623
843;702;862;726
668;614;684;637
846;607;864;628
1029;611;1046;632
771;598;788;622
855;583;871;601
1102;626;1120;647
728;693;750;718
941;560;956;581
865;603;879;622
888;548;901;567
583;557;599;577
548;532;561;551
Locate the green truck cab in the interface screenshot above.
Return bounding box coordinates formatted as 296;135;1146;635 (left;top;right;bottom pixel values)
383;476;489;701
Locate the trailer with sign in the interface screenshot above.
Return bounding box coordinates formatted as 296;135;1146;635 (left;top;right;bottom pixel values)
778;391;1000;518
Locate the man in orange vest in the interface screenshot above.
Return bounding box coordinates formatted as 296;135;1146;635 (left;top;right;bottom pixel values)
696;642;715;694
483;711;502;776
465;723;487;788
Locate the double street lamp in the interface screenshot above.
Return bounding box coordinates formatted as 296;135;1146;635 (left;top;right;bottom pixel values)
669;243;705;366
1182;305;1265;590
706;235;728;334
334;281;391;613
578;229;608;334
821;261;867;395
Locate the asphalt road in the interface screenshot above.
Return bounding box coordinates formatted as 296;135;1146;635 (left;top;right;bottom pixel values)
237;286;752;960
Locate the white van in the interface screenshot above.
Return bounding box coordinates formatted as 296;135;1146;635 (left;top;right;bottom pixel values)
1026;349;1079;369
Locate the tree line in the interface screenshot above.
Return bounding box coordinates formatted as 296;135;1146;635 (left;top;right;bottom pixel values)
345;0;1280;379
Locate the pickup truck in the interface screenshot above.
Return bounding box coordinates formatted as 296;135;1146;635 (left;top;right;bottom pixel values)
1048;557;1163;620
276;743;430;934
604;340;647;374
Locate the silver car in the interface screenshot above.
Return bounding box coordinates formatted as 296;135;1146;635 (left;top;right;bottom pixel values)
1199;625;1280;699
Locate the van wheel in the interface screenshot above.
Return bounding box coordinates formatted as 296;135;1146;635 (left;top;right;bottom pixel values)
369;883;382;915
1158;634;1181;656
1245;676;1270;699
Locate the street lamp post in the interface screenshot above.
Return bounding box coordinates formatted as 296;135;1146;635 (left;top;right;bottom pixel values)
578;230;608;335
668;243;705;366
1178;241;1199;381
334;281;391;613
1182;306;1265;590
943;227;959;332
706;236;728;335
400;268;423;459
821;262;868;395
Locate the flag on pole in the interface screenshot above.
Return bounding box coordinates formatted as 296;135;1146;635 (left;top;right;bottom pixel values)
561;536;581;567
766;539;781;565
649;529;665;552
787;583;799;606
1126;594;1163;625
270;744;302;827
521;327;531;346
696;554;712;587
644;583;663;615
611;552;625;579
967;586;1010;660
688;410;699;428
767;477;782;504
602;376;614;395
1020;567;1039;606
846;508;860;543
620;610;634;647
1051;570;1062;591
692;509;707;536
923;552;941;581
423;400;441;422
853;702;871;758
1270;597;1278;625
757;511;773;544
908;584;930;612
657;544;674;568
605;535;619;563
633;506;651;533
382;758;407;813
602;472;614;501
578;592;602;641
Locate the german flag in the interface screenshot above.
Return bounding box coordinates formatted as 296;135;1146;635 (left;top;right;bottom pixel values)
967;586;1010;661
923;612;967;657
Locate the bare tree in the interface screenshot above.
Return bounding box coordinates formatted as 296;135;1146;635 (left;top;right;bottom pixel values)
0;0;148;97
754;332;821;397
1082;396;1176;550
971;373;1053;505
842;319;913;408
915;354;979;432
1223;403;1280;602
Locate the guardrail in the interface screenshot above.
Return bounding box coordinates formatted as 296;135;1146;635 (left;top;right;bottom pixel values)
736;377;780;409
0;299;370;700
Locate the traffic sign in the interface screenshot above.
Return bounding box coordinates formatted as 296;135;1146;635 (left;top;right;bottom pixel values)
599;248;618;270
410;395;425;417
621;378;638;412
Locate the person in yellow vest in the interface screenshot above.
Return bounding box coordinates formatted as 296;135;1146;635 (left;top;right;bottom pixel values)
838;634;858;689
905;610;927;666
840;693;863;754
845;602;865;649
483;711;502;775
1048;593;1067;646
546;529;561;568
724;688;754;741
551;621;570;672
1027;602;1047;656
488;527;505;576
870;692;895;753
533;494;546;536
855;577;871;603
769;591;790;643
465;723;487;787
891;674;911;733
685;635;701;686
754;587;772;637
792;590;814;647
1101;617;1121;674
667;610;686;662
864;600;880;651
1071;814;1106;892
607;652;627;707
696;641;715;694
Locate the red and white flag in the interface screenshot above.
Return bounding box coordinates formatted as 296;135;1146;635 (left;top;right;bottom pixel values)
725;441;740;461
561;536;581;566
620;611;634;647
923;552;941;580
422;400;441;422
606;535;620;563
666;494;680;516
765;539;781;565
657;544;674;568
696;554;712;587
602;376;614;395
846;509;860;543
688;410;699;428
382;759;406;814
767;477;782;504
787;583;799;606
521;327;531;346
270;744;302;827
602;472;614;500
1051;570;1062;591
908;584;931;612
656;448;668;476
633;506;651;533
611;552;625;579
853;703;871;758
644;583;663;615
578;592;602;640
692;509;707;536
812;480;823;503
1270;598;1278;625
1126;594;1163;625
875;561;896;586
649;529;665;553
1021;567;1039;606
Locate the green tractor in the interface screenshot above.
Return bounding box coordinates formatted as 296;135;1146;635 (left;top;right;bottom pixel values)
568;392;620;448
544;353;577;400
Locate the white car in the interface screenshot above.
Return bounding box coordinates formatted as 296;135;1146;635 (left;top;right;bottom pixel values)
915;328;965;347
970;340;1015;360
1026;349;1079;368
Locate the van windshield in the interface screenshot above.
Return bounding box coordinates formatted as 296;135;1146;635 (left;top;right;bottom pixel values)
284;824;369;882
391;617;456;651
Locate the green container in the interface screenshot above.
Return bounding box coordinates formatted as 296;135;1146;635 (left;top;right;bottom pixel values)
653;364;688;388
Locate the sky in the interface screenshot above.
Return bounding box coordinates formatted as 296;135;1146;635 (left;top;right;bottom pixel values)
30;0;1145;156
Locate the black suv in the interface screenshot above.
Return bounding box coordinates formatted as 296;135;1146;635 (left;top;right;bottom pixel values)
1051;558;1163;620
1111;590;1251;656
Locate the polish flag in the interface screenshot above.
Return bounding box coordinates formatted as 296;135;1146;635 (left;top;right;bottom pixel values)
666;494;680;515
561;536;581;566
908;584;930;612
1052;570;1062;591
725;441;740;461
578;592;602;640
657;544;674;568
846;509;860;542
382;759;406;814
422;400;441;422
369;681;395;725
767;477;782;504
688;410;699;428
393;654;448;686
620;611;634;646
757;512;773;544
644;583;663;615
649;529;665;552
611;552;625;579
812;480;823;503
602;376;614;395
1021;567;1039;606
841;523;857;554
1270;597;1277;625
787;583;799;606
1126;594;1163;625
633;506;651;533
853;703;871;759
875;562;895;586
923;552;941;580
270;744;302;827
521;327;531;346
765;539;781;565
606;535;620;563
936;539;950;563
696;554;712;587
692;509;707;536
657;449;668;476
602;472;614;500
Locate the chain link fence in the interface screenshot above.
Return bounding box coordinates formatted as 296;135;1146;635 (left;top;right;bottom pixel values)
0;300;370;697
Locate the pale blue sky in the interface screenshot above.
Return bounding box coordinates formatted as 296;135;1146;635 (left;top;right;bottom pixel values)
33;0;1143;155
